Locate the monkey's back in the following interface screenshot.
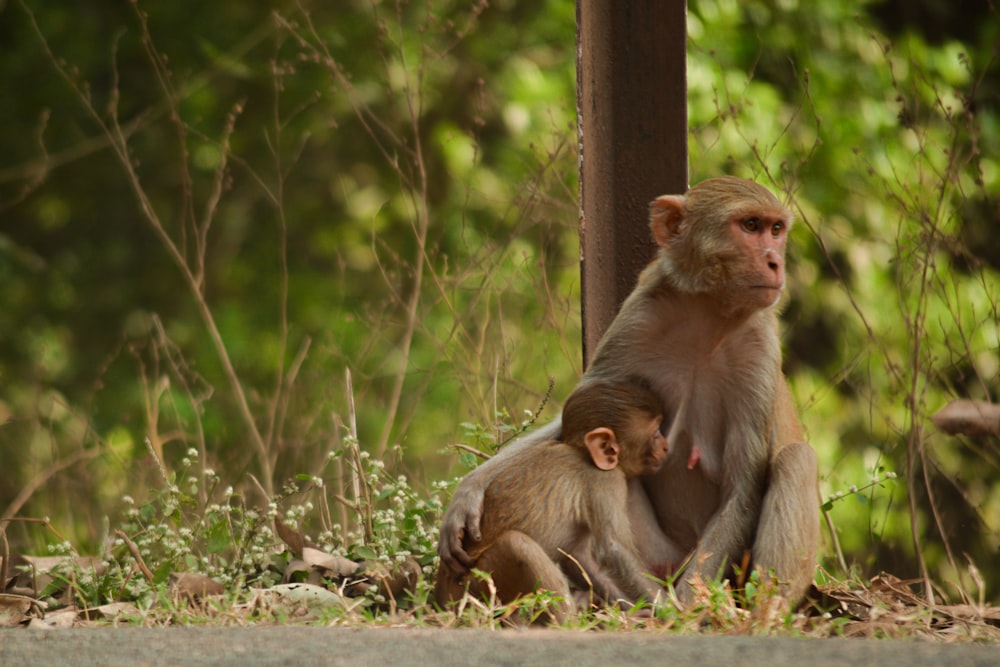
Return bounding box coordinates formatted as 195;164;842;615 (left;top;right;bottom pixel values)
468;440;627;563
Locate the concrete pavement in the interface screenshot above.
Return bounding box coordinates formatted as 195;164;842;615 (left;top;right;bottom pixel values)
1;626;997;666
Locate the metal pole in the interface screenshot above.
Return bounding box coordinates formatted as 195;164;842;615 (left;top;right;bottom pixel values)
576;0;689;365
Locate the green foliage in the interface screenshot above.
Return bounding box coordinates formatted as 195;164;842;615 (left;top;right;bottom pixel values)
16;436;450;616
685;0;1000;600
1;0;580;545
821;469;899;513
112;453;282;600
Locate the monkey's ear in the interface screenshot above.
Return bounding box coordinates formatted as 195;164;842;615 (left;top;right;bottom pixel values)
584;427;620;471
649;195;687;248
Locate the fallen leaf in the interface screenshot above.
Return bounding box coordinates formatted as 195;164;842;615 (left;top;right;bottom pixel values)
0;593;34;627
302;547;359;578
82;602;141;620
170;572;225;601
251;583;347;618
344;557;422;605
29;608;77;629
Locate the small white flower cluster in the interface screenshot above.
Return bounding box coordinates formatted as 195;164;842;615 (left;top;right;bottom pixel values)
108;465;286;598
46;540;75;556
96;440;459;609
824;470;898;507
282;501;315;529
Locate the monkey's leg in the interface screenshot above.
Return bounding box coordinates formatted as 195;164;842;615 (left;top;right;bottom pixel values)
751;442;819;606
475;530;574;624
432;559;473;610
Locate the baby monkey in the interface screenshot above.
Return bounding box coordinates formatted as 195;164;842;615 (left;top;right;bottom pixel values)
434;377;668;621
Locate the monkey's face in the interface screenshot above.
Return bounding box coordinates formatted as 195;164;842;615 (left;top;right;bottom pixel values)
649;177;794;319
633;416;669;475
731;211;789;308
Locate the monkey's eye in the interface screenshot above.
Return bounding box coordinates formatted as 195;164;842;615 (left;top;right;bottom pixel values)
770;221;785;236
740;217;761;233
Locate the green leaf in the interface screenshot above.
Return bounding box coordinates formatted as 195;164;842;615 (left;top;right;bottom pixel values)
206;518;232;554
353;545;377;561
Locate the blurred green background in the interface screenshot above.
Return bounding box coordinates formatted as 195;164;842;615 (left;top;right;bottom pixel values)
1;0;998;601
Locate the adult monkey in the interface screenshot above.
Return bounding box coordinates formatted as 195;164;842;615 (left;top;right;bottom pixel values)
438;176;819;605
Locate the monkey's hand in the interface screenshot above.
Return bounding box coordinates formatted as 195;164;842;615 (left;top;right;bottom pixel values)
437;477;487;573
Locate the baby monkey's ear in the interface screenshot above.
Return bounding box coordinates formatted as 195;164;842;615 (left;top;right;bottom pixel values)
584;427;620;471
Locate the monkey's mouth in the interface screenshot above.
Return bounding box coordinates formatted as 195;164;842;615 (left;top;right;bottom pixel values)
646;453;668;471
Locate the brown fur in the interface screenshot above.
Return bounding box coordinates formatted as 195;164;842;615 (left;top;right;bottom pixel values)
434;380;667;620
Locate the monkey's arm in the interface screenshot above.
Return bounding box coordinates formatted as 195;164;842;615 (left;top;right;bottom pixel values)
588;479;664;605
677;432;768;600
626;477;685;574
437;417;562;572
593;540;662;606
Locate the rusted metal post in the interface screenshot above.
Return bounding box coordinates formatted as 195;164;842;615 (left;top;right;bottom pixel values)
576;0;689;366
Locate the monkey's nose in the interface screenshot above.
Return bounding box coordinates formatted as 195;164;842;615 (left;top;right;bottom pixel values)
768;256;784;285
